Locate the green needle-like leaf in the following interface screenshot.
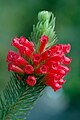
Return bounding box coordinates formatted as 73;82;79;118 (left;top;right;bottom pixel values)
30;11;57;49
0;74;45;120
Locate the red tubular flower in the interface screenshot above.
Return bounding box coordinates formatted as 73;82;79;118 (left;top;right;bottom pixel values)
32;54;41;66
46;54;64;64
39;35;48;53
36;65;48;74
49;44;71;54
19;46;32;58
8;63;24;74
11;37;21;49
19;36;34;52
62;44;71;54
25;47;33;58
57;79;66;85
49;44;65;55
45;61;58;69
17;57;28;67
41;49;53;61
45;79;62;92
49;45;60;53
45;72;64;81
12;36;34;52
6;50;19;62
63;56;72;65
52;82;62;92
58;65;70;74
53;74;64;80
49;68;66;76
26;76;36;86
24;65;34;74
6;50;28;67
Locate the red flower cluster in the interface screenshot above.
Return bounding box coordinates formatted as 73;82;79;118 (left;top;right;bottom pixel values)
6;35;71;91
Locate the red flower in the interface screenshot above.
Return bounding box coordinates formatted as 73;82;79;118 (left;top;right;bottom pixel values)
46;79;62;92
58;65;70;74
6;50;19;62
19;36;34;52
49;45;60;53
63;56;72;65
62;44;71;54
12;37;34;58
41;49;53;61
8;63;24;75
32;54;41;66
26;76;36;86
46;54;64;64
49;44;71;54
12;36;34;52
45;61;58;69
6;50;28;67
11;37;21;49
39;35;48;53
36;65;48;74
52;82;62;92
24;65;34;74
19;46;32;58
57;79;66;85
48;68;66;77
45;72;63;81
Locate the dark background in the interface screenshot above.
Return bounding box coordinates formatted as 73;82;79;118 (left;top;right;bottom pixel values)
0;0;80;120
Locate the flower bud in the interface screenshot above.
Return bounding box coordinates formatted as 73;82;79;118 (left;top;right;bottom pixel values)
38;11;51;22
39;35;48;53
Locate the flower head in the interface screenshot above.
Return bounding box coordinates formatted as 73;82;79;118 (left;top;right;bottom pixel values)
6;35;71;91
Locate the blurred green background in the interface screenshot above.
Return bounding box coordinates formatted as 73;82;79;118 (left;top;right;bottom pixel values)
0;0;80;120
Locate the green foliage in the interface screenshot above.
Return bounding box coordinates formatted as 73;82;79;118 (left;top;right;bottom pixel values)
30;11;57;51
0;74;45;120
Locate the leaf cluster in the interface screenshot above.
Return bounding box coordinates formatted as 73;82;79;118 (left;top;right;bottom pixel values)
30;11;57;49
